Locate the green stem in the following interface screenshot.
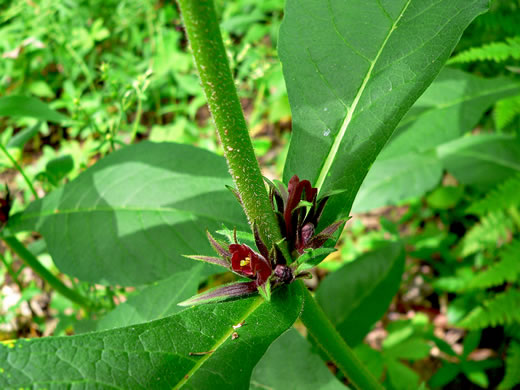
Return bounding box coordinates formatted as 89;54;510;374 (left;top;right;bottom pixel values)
176;0;283;252
0;142;38;199
2;235;97;310
300;285;384;390
130;98;143;143
0;251;23;291
177;3;380;388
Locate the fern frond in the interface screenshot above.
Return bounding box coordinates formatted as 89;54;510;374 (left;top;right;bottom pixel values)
498;341;520;390
457;211;513;257
468;240;520;290
468;174;520;215
449;36;520;64
495;95;520;131
458;289;520;329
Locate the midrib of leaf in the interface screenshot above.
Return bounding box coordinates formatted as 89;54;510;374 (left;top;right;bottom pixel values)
398;83;520;127
314;0;413;191
445;150;520;171
173;296;264;390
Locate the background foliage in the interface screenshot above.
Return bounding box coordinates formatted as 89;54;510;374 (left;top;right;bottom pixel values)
0;0;519;388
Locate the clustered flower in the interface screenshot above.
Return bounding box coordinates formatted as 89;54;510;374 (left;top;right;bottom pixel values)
268;175;343;255
180;175;344;306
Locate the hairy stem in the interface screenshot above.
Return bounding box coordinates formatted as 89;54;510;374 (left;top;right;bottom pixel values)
300;285;384;390
177;3;380;388
0;142;38;199
3;235;97;310
176;0;283;252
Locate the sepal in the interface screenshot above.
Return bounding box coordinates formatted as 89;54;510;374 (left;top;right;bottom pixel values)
206;230;231;258
257;277;272;302
182;255;230;268
178;281;258;307
295;247;337;272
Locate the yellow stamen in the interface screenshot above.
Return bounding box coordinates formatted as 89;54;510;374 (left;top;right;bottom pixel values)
240;256;251;267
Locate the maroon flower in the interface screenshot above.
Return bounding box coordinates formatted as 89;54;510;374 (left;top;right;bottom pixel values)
268;175;344;255
229;243;272;285
0;186;11;227
180;230;280;306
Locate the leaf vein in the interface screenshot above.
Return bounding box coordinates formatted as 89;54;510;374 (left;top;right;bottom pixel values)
314;0;413;191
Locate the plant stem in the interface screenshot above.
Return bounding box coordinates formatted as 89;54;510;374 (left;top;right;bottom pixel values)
2;235;97;310
177;2;381;388
130;98;143;144
300;284;384;390
0;142;38;199
176;0;283;252
0;251;23;291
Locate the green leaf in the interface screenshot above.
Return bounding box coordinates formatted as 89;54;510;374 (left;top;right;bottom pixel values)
384;339;431;361
353;151;442;212
467;240;520;290
495;95;520;131
279;0;488;224
296;247;337;272
461;361;490;388
499;341;520;390
458;289;520;329
0;96;68;122
96;266;202;331
428;363;460;389
316;242;405;346
448;36;520;64
354;344;386;380
385;359;420;390
5;121;42;149
44;154;74;185
352;69;519;212
438;134;520;190
0;282;304;389
455;210;513;258
468;173;520;215
426;186;464;210
7;142;248;286
250;328;346;390
462;330;481;358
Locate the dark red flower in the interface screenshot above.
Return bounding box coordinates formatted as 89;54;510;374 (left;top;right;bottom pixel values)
268;175;344;255
0;186;12;226
229;243;272;285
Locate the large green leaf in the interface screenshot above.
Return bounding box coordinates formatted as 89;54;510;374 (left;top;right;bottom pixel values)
96;265;203;331
352;69;520;212
0;283;304;389
352;151;442;213
0;96;68;122
250;328;347;390
316;242;405;346
438;133;520;190
7;142;248;286
279;0;488;225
